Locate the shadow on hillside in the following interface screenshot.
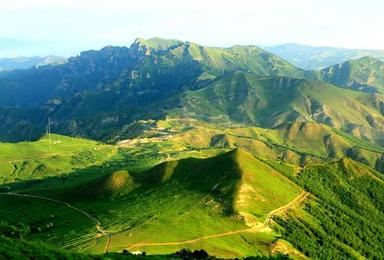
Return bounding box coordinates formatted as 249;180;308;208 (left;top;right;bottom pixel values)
0;149;240;216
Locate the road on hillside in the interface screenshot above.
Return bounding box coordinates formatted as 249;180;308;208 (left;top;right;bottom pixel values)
113;191;309;251
0;191;309;253
0;192;112;252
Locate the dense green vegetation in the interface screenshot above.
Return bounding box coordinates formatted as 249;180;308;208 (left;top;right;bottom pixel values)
2;128;380;260
318;56;384;93
274;159;384;259
0;119;383;259
0;37;303;142
0;228;289;260
0;37;384;259
1;38;384;146
167;72;384;148
0;146;301;258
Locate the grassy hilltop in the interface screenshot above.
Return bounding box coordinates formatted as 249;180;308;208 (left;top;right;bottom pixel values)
0;38;384;259
0;129;384;259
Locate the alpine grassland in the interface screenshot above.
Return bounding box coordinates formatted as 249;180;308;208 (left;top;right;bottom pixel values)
0;37;384;259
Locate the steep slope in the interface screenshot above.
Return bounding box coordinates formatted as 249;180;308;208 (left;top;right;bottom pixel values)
318;56;384;93
76;149;300;257
170;72;384;146
131;37;304;78
0;46;134;107
275;159;384;259
0;38;303;109
0;149;302;258
0;38;304;142
5;137;384;258
125;118;383;172
131;149;302;220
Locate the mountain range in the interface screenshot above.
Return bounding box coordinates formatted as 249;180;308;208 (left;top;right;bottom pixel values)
1;38;384;142
1;37;384;259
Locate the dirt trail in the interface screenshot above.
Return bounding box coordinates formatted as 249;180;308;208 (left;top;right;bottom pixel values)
0;192;111;252
263;191;309;225
105;235;112;253
117;191;309;250
0;191;309;253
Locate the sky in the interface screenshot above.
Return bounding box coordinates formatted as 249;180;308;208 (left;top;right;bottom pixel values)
0;0;383;57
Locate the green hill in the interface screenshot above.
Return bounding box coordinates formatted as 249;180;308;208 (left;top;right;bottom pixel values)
318;56;384;93
0;38;303;142
1;38;384;145
1;37;384;260
169;73;384;147
132;37;304;78
129;117;382;175
0;131;383;259
65;149;300;257
0;134;116;185
77;170;135;197
0;149;303;258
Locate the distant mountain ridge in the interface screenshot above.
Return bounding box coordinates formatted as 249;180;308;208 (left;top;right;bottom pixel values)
0;37;384;145
0;56;67;71
1;38;384;260
170;72;384;146
265;43;384;69
317;56;384;93
0;37;304;141
0;38;303;107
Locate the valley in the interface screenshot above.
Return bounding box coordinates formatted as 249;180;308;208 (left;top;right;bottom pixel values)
0;37;384;259
0;133;306;258
1;116;384;259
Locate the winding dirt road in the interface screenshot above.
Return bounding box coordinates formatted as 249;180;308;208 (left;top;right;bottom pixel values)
0;192;111;252
115;191;309;250
0;190;309;253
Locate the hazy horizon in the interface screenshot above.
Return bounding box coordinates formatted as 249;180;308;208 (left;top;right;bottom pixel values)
0;0;383;57
2;38;384;59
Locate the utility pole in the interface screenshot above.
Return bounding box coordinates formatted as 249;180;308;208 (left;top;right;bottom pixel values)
48;117;52;152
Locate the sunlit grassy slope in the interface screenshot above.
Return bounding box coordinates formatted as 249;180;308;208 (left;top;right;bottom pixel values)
0;134;117;184
0;125;383;259
134;37;304;79
0;148;302;258
167;73;384;147
1;37;383;260
141;118;384;172
318;56;384;93
79;150;299;257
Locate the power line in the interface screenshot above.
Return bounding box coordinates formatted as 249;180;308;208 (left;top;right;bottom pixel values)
47;117;52;152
